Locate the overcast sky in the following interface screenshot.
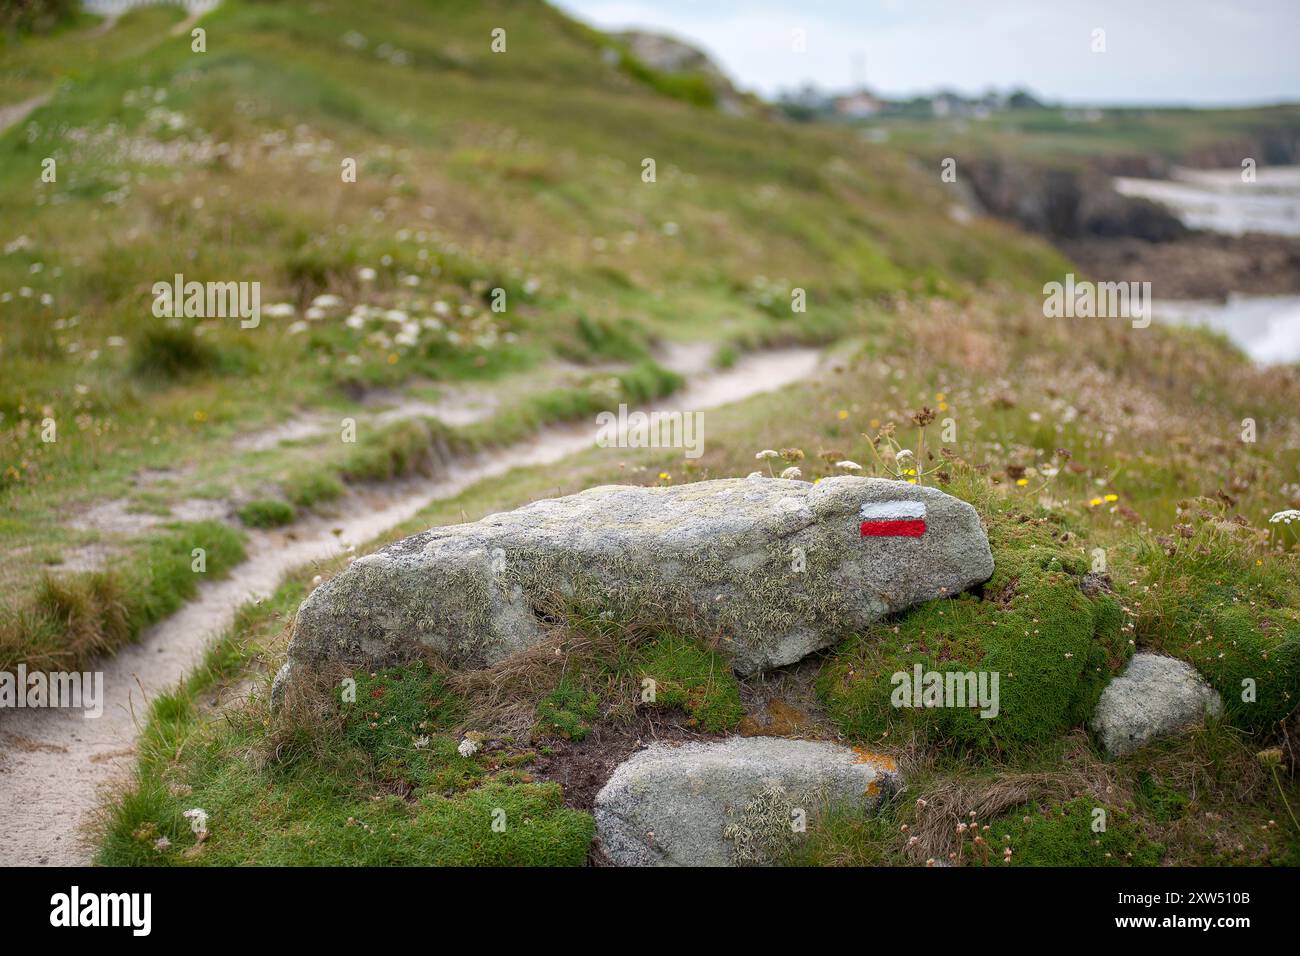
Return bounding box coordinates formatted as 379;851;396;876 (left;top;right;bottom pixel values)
553;0;1300;105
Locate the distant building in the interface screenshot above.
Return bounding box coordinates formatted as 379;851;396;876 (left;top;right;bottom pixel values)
833;90;883;119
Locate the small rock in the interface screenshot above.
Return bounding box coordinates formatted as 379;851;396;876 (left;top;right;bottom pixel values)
1091;653;1223;757
594;736;899;866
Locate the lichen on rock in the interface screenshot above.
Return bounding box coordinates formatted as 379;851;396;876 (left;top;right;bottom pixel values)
281;476;995;687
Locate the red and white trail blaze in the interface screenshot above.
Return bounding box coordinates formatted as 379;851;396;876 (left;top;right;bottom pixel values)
859;500;927;537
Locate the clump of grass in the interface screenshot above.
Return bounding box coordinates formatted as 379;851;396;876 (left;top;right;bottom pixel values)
130;326;221;383
535;679;600;741
281;469;344;509
968;798;1164;867
339;417;458;483
0;520;246;673
459;360;683;449
1135;499;1300;732
559;314;651;363
780;802;905;867
638;632;744;732
237;498;296;528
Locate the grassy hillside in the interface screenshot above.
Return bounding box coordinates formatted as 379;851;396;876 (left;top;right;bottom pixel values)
863;103;1300;169
0;0;1063;670
0;1;1296;868
100;293;1300;866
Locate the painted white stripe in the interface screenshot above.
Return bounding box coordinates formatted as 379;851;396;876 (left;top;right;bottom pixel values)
859;500;926;521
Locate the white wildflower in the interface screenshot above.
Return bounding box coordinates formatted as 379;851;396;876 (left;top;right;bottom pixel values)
1269;509;1300;524
755;449;780;460
779;466;802;480
182;808;208;840
457;738;480;758
836;460;863;472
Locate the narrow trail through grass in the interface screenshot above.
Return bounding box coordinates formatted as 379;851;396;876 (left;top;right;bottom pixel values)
0;346;821;866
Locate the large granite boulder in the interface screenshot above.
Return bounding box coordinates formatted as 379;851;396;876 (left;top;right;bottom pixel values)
594;736;900;866
1091;652;1223;757
281;476;993;683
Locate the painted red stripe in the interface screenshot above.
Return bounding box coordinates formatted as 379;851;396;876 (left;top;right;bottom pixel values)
860;519;927;538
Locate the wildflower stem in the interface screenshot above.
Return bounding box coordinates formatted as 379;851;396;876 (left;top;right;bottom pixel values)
1273;766;1300;836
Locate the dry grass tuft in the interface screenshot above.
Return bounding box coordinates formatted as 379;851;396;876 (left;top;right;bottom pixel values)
901;732;1124;864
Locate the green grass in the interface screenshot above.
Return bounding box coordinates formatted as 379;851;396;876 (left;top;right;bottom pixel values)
97;583;593;866
535;679;600;741
637;632;744;733
237;498;296;528
1134;513;1300;732
967;798;1165;867
0;0;1066;667
0;519;246;672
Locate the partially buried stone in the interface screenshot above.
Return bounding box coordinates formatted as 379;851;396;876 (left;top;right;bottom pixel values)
594;736;901;866
279;476;994;686
1091;653;1223;757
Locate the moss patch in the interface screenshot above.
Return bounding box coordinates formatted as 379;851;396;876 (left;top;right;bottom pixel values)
973;798;1164;867
818;502;1128;752
637;632;744;733
535;679;600;741
1134;511;1300;733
